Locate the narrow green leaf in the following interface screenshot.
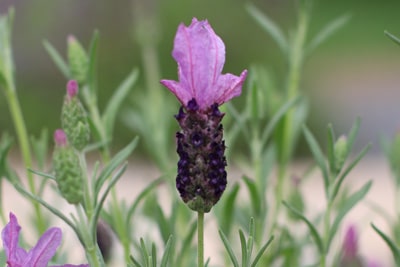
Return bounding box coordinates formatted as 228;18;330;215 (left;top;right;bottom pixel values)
303;126;329;196
246;3;288;54
140;238;149;267
102;68;139;138
91;164;127;239
251;235;274;267
345;117;361;158
151;243;157;267
371;223;400;265
160;235;173;267
219;229;239;267
385;30;400;46
226;102;250;140
130;255;142;267
306;14;351;54
28;169;55;180
95;137;138;195
330;144;371;201
327;181;372;249
326;124;336;175
243;176;261;216
239;229;248;267
260;96;301;148
43;40;70;78
216;182;239;236
283;201;324;255
126;178;162;234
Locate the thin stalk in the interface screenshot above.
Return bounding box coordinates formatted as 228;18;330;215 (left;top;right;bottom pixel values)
321;200;333;267
4;83;46;233
198;211;204;267
272;2;310;233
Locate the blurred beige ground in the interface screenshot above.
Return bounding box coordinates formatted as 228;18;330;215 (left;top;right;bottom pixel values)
1;155;395;266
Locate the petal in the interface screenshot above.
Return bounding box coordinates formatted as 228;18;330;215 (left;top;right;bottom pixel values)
1;213;27;265
24;227;62;267
172;18;225;109
214;70;247;106
160;79;192;107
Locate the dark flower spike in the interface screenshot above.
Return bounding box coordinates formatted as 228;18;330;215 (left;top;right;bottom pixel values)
161;18;247;212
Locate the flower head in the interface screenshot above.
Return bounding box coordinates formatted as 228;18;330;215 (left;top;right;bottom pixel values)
161;18;247;110
1;212;88;267
161;18;246;212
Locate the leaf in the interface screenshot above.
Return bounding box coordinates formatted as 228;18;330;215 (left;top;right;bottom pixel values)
327;181;372;249
242;176;261;216
345;117;361;158
94;137;138;195
260;96;301;148
160;235;173;267
303;126;329;196
371;223;400;265
385;30;400;46
246;3;288;54
216;182;239;236
326;124;336;175
330;144;371;202
126;178;162;234
43;40;69;78
102;68;139;138
239;229;248;267
283;201;324;255
219;229;239;267
251;235;274;267
306;14;351;54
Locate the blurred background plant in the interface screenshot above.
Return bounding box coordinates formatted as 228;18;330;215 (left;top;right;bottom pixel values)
0;0;400;266
0;0;400;152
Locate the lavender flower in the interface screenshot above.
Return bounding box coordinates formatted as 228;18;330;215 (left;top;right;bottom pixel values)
161;18;247;212
1;213;89;267
340;224;362;267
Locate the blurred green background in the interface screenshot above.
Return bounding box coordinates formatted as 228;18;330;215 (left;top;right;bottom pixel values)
1;0;400;154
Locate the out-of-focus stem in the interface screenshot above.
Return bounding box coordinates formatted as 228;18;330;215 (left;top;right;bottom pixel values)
272;2;309;233
4;79;46;234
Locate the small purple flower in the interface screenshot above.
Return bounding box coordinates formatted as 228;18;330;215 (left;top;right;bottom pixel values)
1;213;89;267
340;224;363;267
343;224;358;259
161;18;247;212
161;17;247;110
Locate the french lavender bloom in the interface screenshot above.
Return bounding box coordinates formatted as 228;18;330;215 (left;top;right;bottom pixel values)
1;213;89;267
161;18;247;212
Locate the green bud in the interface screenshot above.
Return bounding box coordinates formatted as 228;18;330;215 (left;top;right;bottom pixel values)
68;35;88;84
334;135;348;174
52;130;83;204
61;81;90;150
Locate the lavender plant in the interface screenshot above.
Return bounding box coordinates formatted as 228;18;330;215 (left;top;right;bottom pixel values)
0;1;398;267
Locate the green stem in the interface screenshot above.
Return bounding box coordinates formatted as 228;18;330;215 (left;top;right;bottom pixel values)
4;84;46;233
198;211;204;267
272;2;310;233
321;200;332;267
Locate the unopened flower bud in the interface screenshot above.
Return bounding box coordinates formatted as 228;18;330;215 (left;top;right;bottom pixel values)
61;80;90;150
68;35;88;84
52;129;83;204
